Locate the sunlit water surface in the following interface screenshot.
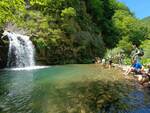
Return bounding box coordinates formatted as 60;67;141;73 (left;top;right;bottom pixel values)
0;64;150;113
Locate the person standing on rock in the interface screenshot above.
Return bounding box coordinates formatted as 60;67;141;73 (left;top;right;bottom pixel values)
130;44;141;63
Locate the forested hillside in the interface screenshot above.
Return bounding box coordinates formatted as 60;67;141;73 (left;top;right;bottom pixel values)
0;0;149;66
140;16;150;61
142;16;150;24
142;16;150;30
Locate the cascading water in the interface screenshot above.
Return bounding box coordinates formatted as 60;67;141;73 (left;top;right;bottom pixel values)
4;31;35;68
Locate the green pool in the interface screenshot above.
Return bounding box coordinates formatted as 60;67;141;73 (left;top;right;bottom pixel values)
0;64;150;113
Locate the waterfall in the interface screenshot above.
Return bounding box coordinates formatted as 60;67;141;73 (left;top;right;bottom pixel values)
5;31;35;68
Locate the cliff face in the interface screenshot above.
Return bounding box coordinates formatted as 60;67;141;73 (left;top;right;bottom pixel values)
0;46;8;68
0;31;8;68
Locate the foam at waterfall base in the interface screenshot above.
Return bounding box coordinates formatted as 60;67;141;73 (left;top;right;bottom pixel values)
3;66;50;71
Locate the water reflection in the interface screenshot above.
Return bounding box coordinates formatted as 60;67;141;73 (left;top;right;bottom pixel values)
123;89;150;113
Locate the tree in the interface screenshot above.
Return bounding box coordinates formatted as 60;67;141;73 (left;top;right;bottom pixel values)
0;0;25;26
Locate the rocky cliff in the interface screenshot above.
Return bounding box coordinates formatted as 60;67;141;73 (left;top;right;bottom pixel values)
0;30;8;68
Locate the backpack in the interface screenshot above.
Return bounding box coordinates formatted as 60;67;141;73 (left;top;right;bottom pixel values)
138;48;144;56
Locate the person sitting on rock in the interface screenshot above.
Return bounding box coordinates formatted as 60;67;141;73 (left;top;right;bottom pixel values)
108;58;113;69
95;57;101;64
123;59;144;76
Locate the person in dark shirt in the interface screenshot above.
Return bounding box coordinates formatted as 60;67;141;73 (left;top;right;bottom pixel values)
108;59;113;68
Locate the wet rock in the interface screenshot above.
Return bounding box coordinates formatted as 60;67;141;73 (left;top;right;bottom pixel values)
0;30;9;69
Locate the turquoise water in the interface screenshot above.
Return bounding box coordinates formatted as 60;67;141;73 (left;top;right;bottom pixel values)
0;65;97;113
0;64;150;113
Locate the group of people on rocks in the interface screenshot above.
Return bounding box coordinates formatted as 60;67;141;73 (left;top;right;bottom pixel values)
94;43;150;85
94;50;125;68
94;57;113;69
123;44;150;85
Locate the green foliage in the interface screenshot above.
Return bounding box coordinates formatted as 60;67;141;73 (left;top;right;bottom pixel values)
124;58;131;65
142;16;150;26
113;9;149;57
0;0;25;26
87;0;103;22
105;47;122;58
117;36;132;55
61;7;76;17
86;0;123;48
112;10;136;35
30;0;48;6
129;21;148;45
0;0;149;65
141;40;150;58
34;38;47;49
142;58;150;65
105;47;126;64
